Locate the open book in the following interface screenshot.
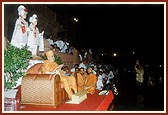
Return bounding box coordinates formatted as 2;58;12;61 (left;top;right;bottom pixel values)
46;64;64;75
53;64;64;71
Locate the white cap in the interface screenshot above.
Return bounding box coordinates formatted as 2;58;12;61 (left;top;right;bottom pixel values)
29;14;38;23
18;5;28;16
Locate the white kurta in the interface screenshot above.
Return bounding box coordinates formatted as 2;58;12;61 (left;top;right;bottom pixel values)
96;75;104;90
27;23;44;56
47;38;54;45
10;17;28;48
61;42;69;53
55;40;64;52
79;62;87;71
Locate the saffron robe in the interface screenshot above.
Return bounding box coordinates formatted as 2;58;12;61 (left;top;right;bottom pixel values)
41;60;77;99
76;73;86;92
84;73;97;94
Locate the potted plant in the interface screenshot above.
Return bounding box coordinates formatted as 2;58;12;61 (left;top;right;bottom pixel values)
4;44;31;90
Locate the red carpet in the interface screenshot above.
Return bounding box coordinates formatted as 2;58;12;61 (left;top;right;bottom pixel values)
19;90;114;111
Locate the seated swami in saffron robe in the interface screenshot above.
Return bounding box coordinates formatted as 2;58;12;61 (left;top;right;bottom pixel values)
40;50;77;99
84;67;97;94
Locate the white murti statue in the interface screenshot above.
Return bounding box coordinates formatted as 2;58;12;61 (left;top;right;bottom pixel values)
27;14;44;56
10;5;28;48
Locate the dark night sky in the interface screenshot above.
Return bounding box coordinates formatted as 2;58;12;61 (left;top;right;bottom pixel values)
47;4;164;64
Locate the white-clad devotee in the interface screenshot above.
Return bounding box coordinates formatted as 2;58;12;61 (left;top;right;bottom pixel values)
79;60;87;71
84;50;88;58
55;37;70;53
96;70;104;90
91;66;97;75
106;70;115;84
61;38;70;53
54;38;64;52
27;14;44;56
79;53;83;62
47;35;54;46
70;63;79;73
10;5;28;48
